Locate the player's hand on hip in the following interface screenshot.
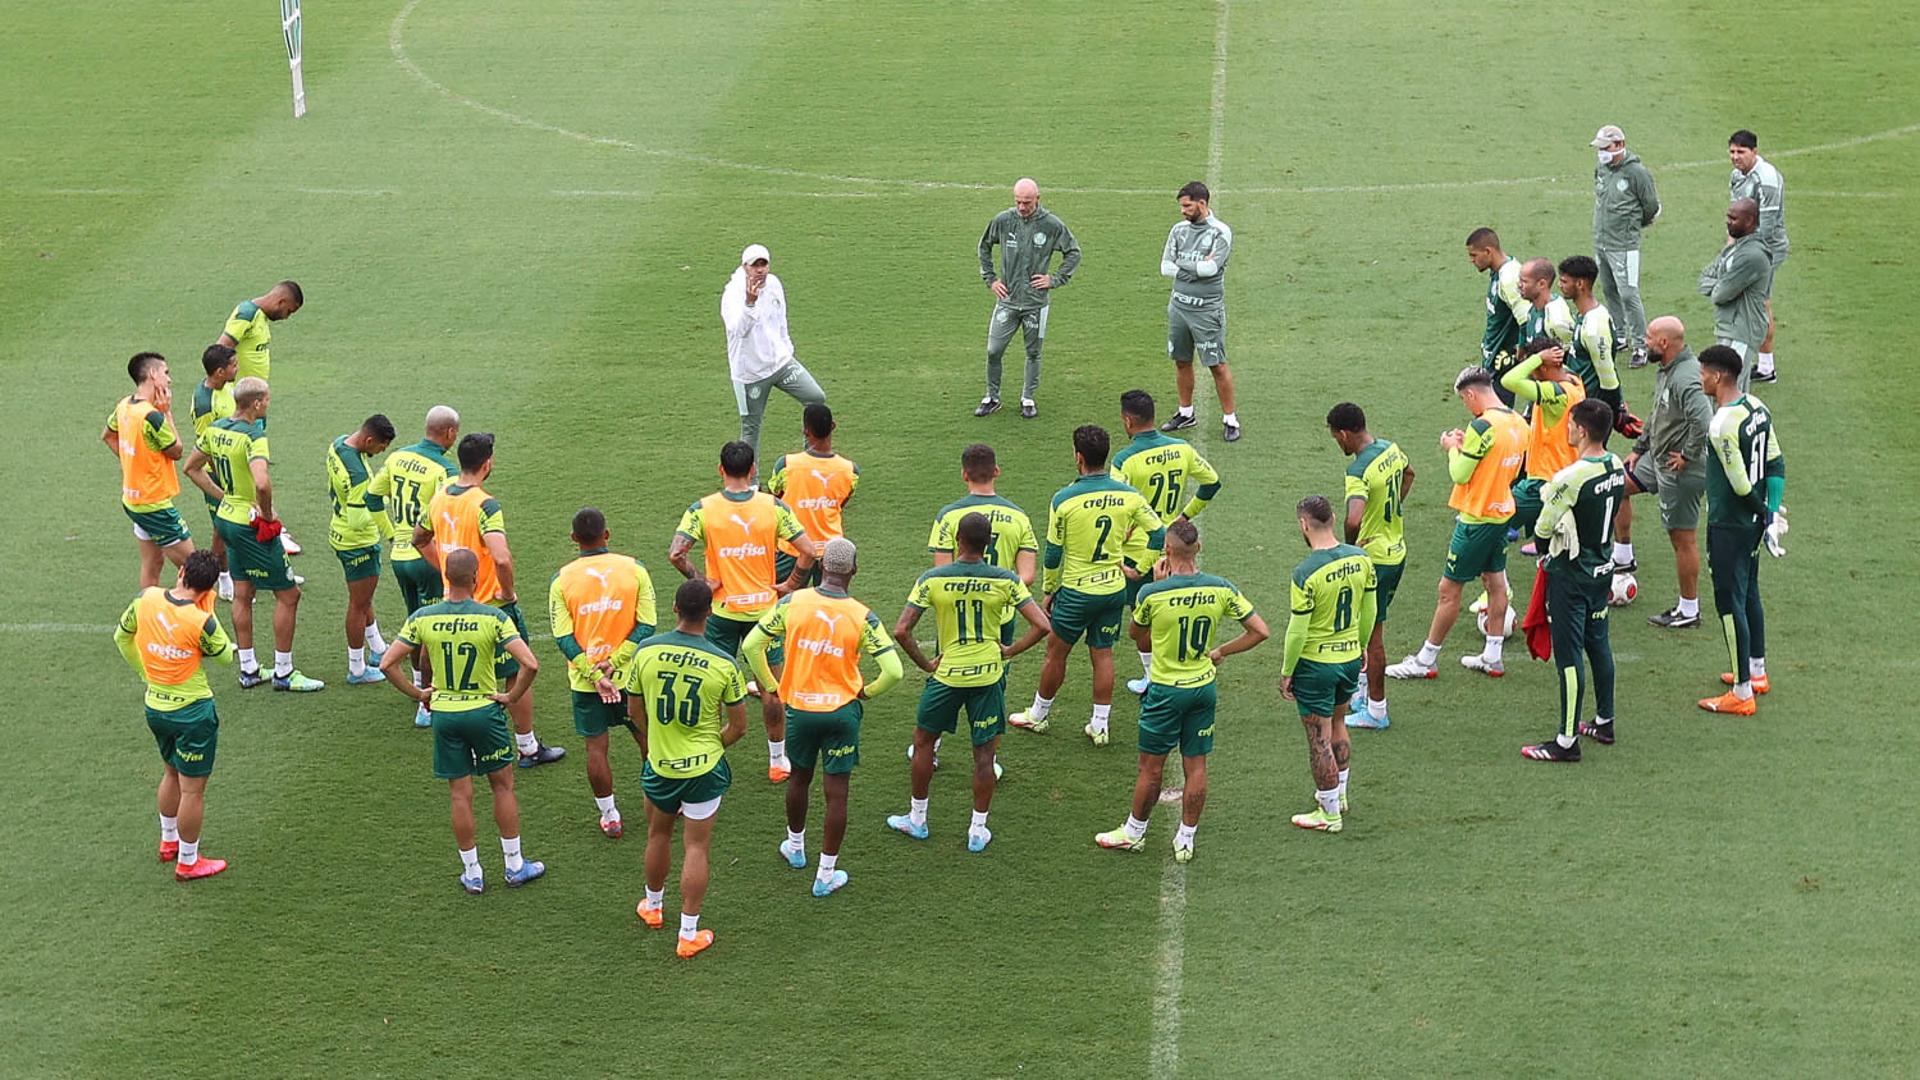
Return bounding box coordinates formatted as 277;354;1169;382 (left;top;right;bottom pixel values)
1664;451;1686;471
990;280;1010;300
1029;274;1051;290
1208;647;1225;665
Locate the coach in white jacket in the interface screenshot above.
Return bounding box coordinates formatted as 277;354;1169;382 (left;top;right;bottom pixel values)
721;243;827;462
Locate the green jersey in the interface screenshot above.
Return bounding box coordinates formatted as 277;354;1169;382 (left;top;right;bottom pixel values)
1132;573;1255;688
1706;395;1785;528
1534;454;1627;578
926;493;1038;571
1566;302;1620;398
325;435;389;550
978;207;1082;309
198;416;269;525
628;629;748;779
905;561;1034;688
396;600;521;713
1482;256;1530;369
188;382;235;506
1343;438;1410;566
223;300;274;382
1043;475;1164;597
1282;544;1377;674
1109;431;1221;568
1523;294;1571;347
369;439;458;561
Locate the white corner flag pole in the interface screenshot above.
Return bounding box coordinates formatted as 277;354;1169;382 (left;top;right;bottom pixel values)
282;0;306;117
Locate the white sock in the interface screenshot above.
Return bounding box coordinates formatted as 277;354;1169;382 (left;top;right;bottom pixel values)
645;886;664;906
1752;656;1767;676
1174;822;1197;847
932;735;944;755
1483;635;1505;663
680;912;701;939
1176;405;1195;417
769;739;786;765
817;853;838;882
1758;351;1775;372
1021;397;1035;407
1028;694;1054;721
1416;640;1441;666
595;794;618;821
1124;815;1149;841
514;731;539;757
273;650;294;678
1678;596;1700;618
1733;682;1754;701
1316;787;1341;817
348;647;366;676
1090;703;1111;731
1557;732;1577;748
1367;697;1388;720
785;828;806;856
366;622;388;655
1337;768;1349;802
1222;412;1239;426
909;797;928;827
179;839;199;866
1138;650;1153;675
970;809;990;833
459;847;481;877
160;814;179;842
238;648;258;672
1613;542;1634;564
501;835;524;872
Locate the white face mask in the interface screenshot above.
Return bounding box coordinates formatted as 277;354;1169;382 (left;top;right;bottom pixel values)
1597;149;1615;167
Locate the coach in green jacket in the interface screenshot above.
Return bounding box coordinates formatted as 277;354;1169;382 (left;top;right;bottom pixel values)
1698;199;1770;390
1591;125;1661;366
976;178;1081;419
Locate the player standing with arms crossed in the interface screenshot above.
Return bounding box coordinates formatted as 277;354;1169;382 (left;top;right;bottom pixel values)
370;406;461;726
1282;497;1376;834
1095;520;1267;862
1159;182;1240;441
628;581;748;958
1697;347;1786;715
114;550;235;881
1327;404;1413;731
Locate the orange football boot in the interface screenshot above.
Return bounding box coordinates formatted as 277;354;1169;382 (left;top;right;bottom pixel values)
158;840;179;863
676;929;715;958
635;899;664;929
174;857;229;881
1697;691;1757;716
1720;673;1770;694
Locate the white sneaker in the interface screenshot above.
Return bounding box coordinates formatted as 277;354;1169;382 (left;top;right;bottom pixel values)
1172;838;1195;864
217;576;234;602
280;531;302;556
1386;655;1437;680
1125;676;1150;695
1460;654;1505;678
1084;723;1110;747
1009;711;1050;734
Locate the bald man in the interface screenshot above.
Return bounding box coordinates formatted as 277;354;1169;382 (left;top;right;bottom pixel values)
976;179;1082;419
1616;316;1712;629
1698;199;1771;390
1517;257;1572;348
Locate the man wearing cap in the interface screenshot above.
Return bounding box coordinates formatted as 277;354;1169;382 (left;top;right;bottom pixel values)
720;244;828;463
1590;125;1661;367
976;178;1081;420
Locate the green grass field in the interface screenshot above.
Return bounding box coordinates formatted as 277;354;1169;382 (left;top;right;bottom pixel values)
5;1;1918;1076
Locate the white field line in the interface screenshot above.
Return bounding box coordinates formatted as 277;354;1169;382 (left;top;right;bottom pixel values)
0;622;554;642
1150;861;1191;1080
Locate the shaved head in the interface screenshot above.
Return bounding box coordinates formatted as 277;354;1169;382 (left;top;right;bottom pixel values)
1013;178;1039;216
1648;315;1685;342
1727;197;1759;237
1645;315;1686;364
1014;177;1038;198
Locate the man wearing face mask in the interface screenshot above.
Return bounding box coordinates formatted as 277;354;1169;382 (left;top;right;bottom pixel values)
1590;125;1661;367
720;244;828;465
1728;131;1788;382
1698;199;1771;391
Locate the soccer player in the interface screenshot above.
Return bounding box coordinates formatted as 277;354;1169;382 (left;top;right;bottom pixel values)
1590;125;1660;365
627;580;748;959
551;507;657;837
216;280;305;554
326;413;397;686
1554;256;1623;411
669;440;819;781
742;539;903;898
1520;399;1626;762
975;177;1081;419
369;405;461;726
1327;403;1413;730
190;345;239;601
720;244;827;464
1110;389;1222;695
765;402;857;589
1615;317;1712;628
1728;130;1788;382
1465;227;1530;399
114;550;236;881
378;550;545;894
1009;426;1165;745
1503;337;1588;540
1094;520;1267;861
889;512;1051;852
103;352;196;589
1159;181;1240;441
1387;368;1527;680
1281;497;1376;835
1698;199;1770;390
182;377;323;692
1518;258;1571;346
415;433;563;765
1697;346;1786;715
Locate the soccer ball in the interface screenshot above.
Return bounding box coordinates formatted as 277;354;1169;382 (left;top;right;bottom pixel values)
1610;572;1639;607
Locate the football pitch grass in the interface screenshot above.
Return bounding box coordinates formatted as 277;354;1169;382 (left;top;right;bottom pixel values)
4;1;1917;1076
